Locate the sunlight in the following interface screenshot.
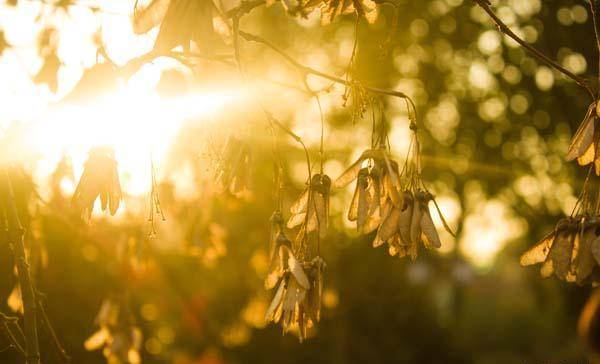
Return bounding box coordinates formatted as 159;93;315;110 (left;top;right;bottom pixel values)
0;57;247;204
460;199;527;269
32;78;243;197
0;0;250;201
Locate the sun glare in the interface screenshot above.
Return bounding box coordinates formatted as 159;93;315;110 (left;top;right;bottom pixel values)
35;78;243;198
0;0;247;205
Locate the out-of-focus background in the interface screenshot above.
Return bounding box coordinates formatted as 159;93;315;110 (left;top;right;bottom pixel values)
0;0;597;362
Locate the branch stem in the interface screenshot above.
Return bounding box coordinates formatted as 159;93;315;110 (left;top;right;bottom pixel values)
0;171;40;364
474;0;595;99
238;31;414;102
0;313;25;356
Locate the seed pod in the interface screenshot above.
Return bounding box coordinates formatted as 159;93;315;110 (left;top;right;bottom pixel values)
334;149;380;188
367;166;382;215
540;259;554;278
548;230;576;280
520;231;554;266
265;232;292;289
387;236;406;257
362;211;382;234
410;197;422;245
288;174;330;238
420;204;441;249
348;176;361;222
395;240;408;258
382;159;402;207
376;206;401;244
398;192;413;245
265;278;286;322
312;174;330;238
306;257;325;323
567;103;596;162
287;212;306;229
578;142;596;165
269;211;284;261
290;189;309;215
288;249;310;290
281;277;307;329
574;229;597;284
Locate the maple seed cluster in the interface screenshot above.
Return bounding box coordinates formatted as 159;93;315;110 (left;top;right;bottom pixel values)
521;217;600;285
522;101;600;285
336;144;451;259
265;211;326;341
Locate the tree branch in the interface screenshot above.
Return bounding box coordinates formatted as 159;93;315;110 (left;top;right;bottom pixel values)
237;31;414;102
0;171;40;364
37;296;70;363
0;313;25;357
474;0;595;99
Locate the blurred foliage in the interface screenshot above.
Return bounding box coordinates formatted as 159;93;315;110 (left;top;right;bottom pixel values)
1;0;599;363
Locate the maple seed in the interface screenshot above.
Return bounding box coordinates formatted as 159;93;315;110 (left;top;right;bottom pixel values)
72;147;122;221
287;174;331;238
566;102;600;175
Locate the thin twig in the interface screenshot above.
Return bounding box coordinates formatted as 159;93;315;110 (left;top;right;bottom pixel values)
0;171;40;364
238;31;415;102
474;0;595;99
37;297;70;363
0;313;25;357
